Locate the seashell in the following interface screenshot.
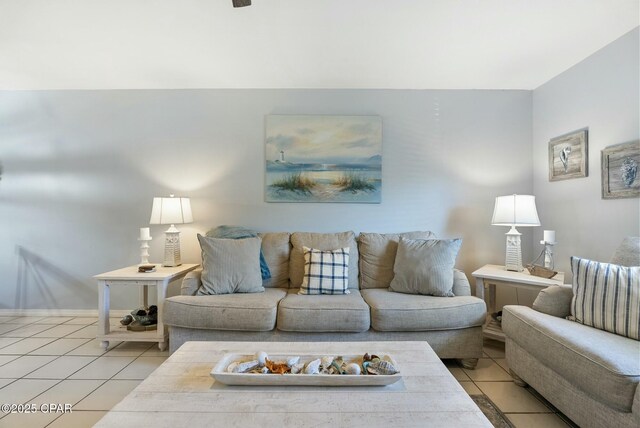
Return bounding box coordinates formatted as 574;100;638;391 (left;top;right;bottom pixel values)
290;363;304;374
260;367;269;374
321;356;334;369
233;360;260;373
331;360;344;374
304;359;321;374
366;360;398;375
226;362;239;373
255;351;269;366
286;356;300;367
344;362;361;375
265;359;290;374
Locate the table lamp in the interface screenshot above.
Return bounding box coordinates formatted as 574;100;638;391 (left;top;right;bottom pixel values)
149;195;193;267
491;194;540;272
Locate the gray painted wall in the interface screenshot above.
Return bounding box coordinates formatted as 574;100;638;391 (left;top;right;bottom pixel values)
0;89;533;310
532;27;640;280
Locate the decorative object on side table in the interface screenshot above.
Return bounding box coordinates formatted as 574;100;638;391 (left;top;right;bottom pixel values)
548;128;588;181
138;227;152;265
601;140;640;199
491;194;541;272
526;230;558;279
138;264;156;273
149;194;193;266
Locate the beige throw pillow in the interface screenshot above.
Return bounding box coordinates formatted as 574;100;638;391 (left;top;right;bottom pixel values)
389;238;462;297
196;235;264;295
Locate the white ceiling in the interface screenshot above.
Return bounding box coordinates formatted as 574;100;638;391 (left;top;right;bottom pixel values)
0;0;638;90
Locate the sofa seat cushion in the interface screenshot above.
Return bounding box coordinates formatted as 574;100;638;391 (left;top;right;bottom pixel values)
164;288;287;331
361;288;486;331
503;305;640;412
277;289;370;333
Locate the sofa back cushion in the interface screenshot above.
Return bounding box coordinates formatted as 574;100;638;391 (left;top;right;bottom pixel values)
570;256;640;340
258;232;291;288
290;231;359;289
358;231;435;289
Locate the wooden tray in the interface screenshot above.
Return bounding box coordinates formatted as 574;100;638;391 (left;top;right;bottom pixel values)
210;353;402;386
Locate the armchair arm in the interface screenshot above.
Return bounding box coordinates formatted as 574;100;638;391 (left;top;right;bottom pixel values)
181;268;203;296
633;383;640;424
452;269;472;296
532;284;572;318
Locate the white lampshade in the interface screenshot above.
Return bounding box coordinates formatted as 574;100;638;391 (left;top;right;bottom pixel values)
491;195;540;227
149;196;193;225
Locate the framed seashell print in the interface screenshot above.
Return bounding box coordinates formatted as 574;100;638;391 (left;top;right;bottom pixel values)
549;128;588;181
601;141;640;199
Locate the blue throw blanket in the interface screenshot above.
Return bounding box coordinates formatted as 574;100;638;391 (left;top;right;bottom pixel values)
206;225;271;280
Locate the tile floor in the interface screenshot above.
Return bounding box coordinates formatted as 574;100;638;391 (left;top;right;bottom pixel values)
0;316;576;428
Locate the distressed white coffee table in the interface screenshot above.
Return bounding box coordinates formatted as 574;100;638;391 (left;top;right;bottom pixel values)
95;341;491;428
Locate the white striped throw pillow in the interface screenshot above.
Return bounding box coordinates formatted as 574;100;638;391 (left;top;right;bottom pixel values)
570;256;640;340
299;247;350;295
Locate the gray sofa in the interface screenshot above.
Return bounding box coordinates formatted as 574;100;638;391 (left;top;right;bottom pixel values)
503;237;640;428
164;231;486;368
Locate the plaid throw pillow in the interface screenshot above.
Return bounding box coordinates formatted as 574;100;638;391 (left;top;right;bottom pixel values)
570;256;640;340
299;246;350;295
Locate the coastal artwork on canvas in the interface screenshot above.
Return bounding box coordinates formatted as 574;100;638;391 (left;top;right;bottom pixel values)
265;115;382;203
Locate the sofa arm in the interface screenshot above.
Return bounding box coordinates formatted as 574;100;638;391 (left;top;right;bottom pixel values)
532;284;572;318
452;269;472;296
181;268;203;296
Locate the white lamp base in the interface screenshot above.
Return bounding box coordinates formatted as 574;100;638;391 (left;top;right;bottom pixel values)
505;226;523;272
163;224;182;267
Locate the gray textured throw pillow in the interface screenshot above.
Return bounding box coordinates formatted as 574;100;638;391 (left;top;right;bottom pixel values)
389;238;462;297
196;234;264;295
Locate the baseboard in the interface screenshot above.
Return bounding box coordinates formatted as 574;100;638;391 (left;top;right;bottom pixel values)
0;309;131;318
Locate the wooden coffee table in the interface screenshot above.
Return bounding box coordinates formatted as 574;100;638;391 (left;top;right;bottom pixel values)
95;341;491;427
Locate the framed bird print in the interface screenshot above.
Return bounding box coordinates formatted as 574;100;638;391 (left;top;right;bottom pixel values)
549;128;588;181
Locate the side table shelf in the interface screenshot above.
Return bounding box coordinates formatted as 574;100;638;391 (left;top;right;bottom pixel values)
94;263;199;351
472;264;564;342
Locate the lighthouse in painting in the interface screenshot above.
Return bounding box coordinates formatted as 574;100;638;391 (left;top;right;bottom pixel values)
280;150;285;162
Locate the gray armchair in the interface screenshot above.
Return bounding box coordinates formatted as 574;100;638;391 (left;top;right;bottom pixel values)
502;237;640;428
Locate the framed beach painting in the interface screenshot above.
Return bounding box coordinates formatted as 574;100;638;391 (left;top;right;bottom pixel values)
265;115;382;203
548;128;588;181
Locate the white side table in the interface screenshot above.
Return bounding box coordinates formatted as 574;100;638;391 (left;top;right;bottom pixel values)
94;263;199;351
472;264;565;342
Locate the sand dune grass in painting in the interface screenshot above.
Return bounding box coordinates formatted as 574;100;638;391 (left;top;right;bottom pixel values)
332;172;375;193
270;172;317;194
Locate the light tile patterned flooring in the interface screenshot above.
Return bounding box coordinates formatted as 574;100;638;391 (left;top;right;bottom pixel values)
0;316;575;428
